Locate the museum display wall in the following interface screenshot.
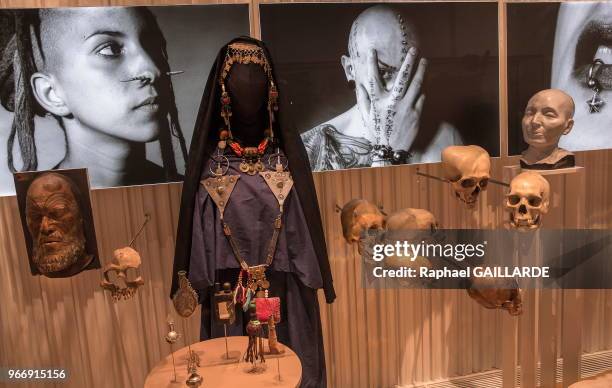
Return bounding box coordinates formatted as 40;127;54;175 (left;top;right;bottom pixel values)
0;0;611;387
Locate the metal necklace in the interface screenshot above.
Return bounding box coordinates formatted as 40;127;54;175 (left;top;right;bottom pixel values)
201;147;293;311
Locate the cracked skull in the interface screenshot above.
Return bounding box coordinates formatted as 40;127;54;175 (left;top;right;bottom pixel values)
505;171;550;230
340;199;385;248
441;145;491;208
100;246;144;301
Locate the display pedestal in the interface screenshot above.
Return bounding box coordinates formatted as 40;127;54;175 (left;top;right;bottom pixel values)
501;165;585;388
144;336;302;388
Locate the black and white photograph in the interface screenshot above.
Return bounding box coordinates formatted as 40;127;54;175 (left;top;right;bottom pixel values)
508;2;612;155
0;5;250;196
260;2;499;172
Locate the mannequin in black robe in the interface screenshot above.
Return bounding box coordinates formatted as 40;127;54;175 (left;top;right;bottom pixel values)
172;37;335;388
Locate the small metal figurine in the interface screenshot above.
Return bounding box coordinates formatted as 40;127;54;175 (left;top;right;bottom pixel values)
185;350;202;388
165;315;181;382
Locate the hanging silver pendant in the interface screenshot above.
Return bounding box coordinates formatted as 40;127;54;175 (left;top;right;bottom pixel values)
587;58;605;113
587;90;605;113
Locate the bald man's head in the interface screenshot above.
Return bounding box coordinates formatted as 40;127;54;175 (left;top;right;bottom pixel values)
529;89;575;118
347;5;418;60
522;88;575;148
341;5;420;127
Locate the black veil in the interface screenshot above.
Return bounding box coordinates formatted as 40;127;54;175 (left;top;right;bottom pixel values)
171;36;335;304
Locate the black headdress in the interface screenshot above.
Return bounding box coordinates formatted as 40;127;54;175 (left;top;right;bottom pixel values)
171;36;335;303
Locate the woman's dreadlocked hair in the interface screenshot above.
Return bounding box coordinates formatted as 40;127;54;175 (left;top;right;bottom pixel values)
0;8;188;180
0;11;40;172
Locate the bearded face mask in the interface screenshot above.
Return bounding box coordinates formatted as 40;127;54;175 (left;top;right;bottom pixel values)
14;170;99;277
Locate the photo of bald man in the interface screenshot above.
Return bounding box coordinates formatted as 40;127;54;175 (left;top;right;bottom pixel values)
261;3;499;171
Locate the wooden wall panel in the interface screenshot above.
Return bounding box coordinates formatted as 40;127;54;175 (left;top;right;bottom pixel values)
0;183;203;388
313;149;612;387
1;154;610;388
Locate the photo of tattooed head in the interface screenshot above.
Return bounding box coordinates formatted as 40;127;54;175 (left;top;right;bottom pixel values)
0;5;249;195
260;2;499;171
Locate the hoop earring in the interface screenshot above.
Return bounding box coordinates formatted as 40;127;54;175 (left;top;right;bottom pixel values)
586;58;605;113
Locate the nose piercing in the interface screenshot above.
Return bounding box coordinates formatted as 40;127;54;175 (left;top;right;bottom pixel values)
586;58;605;113
120;70;158;84
120;75;153;83
121;70;184;83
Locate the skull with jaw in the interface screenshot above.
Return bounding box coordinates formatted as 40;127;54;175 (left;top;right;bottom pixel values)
340;199;385;251
505;171;550;230
441;145;491;209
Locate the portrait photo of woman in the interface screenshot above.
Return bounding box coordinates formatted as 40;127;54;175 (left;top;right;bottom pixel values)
0;5;250;195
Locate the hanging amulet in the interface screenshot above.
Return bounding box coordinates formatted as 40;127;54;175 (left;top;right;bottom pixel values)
240;161;250;173
249;279;259;292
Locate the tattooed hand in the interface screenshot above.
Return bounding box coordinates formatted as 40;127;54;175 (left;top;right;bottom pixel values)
365;47;426;152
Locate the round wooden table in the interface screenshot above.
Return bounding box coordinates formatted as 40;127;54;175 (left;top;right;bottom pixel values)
145;336;302;388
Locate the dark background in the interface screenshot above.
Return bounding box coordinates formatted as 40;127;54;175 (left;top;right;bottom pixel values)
507;3;559;155
260;2;500;156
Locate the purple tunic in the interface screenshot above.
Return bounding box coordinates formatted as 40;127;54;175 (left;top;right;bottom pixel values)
189;148;328;388
188;148;323;292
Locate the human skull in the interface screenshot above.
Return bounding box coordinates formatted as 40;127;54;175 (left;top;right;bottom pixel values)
466;275;523;316
505;171;550;230
441;145;491;208
385;208;438;232
100;246;144;301
340;199;385;244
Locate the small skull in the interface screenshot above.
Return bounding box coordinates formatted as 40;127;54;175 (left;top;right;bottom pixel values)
383;208;438;276
100;246;145;301
441;145;491;208
505;171;550;230
466;275;523;316
340;199;385;245
385;208;438;232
